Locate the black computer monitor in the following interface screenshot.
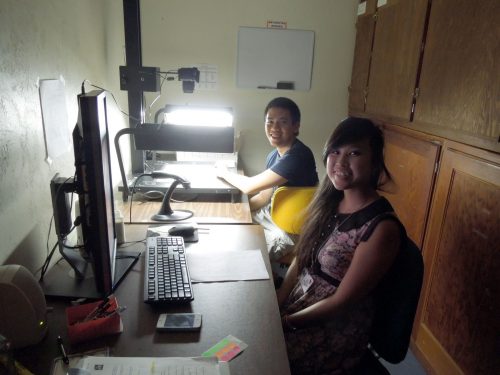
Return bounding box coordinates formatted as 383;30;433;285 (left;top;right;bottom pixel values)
43;90;139;299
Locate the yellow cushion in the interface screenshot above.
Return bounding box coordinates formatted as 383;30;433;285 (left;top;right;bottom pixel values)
270;186;316;234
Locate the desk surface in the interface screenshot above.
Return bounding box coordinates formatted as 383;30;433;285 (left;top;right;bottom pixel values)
117;163;252;224
116;199;253;224
15;224;290;375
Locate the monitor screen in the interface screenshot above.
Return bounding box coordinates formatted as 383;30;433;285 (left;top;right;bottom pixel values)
74;90;117;293
42;90;139;299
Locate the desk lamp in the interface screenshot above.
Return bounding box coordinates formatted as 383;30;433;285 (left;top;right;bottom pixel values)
115;127;195;222
115;122;234;222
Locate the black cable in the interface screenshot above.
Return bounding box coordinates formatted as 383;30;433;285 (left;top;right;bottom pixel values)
147;70;177;121
39;229;82;282
45;216;54;260
159;69;178;77
39;240;59;282
142;190;165;200
39;175;75;280
129;174;147;223
119;238;147;248
63;244;85;250
116;254;143;260
81;80;140;123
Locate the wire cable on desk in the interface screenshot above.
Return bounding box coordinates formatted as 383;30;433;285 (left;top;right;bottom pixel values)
116;254;143;260
39;175;76;281
128;174;148;223
118;238;147;248
140;161;197;203
139;191;191;203
39;223;82;282
142;190;165;200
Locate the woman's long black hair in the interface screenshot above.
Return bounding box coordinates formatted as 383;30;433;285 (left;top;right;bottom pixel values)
295;117;393;272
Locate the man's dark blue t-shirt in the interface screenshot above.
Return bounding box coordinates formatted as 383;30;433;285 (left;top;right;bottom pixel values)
265;139;318;187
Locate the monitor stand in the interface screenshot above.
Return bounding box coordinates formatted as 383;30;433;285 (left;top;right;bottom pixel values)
40;250;140;299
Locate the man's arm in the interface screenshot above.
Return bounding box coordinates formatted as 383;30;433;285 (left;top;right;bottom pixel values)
216;166;287;195
249;187;274;211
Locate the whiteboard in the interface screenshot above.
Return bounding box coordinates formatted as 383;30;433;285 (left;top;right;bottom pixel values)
236;27;315;91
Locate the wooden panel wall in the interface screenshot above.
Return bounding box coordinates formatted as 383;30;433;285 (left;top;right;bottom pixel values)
415;141;500;374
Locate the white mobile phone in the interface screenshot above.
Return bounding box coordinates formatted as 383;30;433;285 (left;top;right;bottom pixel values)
156;313;202;332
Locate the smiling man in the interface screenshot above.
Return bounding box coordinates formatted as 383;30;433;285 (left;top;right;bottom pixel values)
216;97;318;262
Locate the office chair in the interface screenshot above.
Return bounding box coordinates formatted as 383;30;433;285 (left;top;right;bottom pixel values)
352;235;424;374
269;186;316;276
270;186;316;235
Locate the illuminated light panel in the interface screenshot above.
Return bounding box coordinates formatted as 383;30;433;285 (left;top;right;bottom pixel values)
165;108;233;127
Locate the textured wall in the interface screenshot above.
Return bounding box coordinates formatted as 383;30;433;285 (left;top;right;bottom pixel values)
0;0;124;270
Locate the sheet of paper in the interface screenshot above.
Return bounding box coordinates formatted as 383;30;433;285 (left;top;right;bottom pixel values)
187;249;269;282
76;356;230;375
39;78;70;162
51;347;109;375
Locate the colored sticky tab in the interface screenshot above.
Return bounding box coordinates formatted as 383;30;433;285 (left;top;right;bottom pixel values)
202;335;248;362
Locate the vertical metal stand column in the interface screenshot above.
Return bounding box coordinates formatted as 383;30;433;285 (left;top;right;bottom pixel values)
122;0;145;174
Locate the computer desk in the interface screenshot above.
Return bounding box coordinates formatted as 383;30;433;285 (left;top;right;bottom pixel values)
14;224;291;375
116;198;253;224
116;164;253;224
119;161;242;201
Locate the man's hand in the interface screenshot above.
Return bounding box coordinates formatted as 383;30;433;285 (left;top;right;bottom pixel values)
214;161;229;179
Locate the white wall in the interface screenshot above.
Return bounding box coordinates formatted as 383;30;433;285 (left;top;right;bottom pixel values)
0;0;126;270
0;0;357;272
141;0;358;175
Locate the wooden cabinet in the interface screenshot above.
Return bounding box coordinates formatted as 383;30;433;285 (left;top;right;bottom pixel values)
348;0;429;122
366;0;428;122
348;0;376;114
414;142;500;374
348;1;500;374
413;0;500;151
379;124;440;249
349;0;499;153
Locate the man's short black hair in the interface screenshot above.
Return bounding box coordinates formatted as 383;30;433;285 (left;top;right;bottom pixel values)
264;97;301;124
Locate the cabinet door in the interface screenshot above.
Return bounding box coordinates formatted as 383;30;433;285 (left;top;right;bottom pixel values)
414;0;500;152
379;125;441;249
414;142;500;374
365;0;429;122
348;0;377;115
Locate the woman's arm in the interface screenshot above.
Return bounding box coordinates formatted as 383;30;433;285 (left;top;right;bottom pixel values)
285;220;401;329
276;258;299;308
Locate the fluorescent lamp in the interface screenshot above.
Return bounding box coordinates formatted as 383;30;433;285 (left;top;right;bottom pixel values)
164;106;233;127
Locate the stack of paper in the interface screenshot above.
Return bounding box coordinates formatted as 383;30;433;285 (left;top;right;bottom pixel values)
76;356;230;375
